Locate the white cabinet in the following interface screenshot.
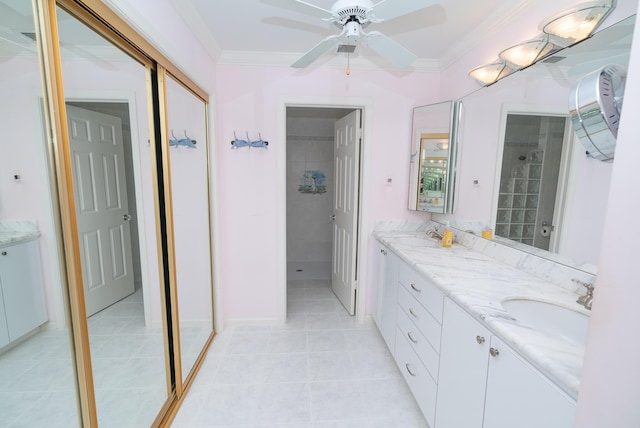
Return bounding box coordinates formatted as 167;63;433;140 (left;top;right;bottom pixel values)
483;335;576;428
0;240;47;345
436;298;491;428
375;243;400;350
0;290;9;348
436;297;576;428
394;260;444;427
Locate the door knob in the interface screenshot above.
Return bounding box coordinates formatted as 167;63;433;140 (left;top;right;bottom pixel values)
330;214;336;221
123;214;132;221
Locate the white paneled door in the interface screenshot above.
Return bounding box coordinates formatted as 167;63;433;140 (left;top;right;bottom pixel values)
67;105;135;316
331;110;361;315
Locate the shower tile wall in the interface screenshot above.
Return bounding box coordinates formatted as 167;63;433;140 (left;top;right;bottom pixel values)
286;116;336;274
496;116;543;245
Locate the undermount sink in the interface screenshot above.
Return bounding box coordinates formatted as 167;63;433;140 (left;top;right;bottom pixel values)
502;299;590;347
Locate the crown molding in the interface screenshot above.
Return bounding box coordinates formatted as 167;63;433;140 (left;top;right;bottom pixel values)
168;0;221;61
439;0;535;69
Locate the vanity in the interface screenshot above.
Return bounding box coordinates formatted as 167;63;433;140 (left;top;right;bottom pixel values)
373;224;589;428
0;221;48;350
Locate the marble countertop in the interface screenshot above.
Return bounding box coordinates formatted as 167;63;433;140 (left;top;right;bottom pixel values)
0;220;40;247
374;230;588;400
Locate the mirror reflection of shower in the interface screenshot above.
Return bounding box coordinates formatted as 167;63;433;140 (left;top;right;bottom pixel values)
495;114;568;251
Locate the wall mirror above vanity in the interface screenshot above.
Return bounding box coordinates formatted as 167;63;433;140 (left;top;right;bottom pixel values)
440;14;635;273
408;101;461;214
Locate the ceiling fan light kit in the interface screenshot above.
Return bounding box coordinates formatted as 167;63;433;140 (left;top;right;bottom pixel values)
289;0;439;69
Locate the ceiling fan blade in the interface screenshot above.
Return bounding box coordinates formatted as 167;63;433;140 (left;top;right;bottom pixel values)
371;0;439;21
262;0;333;19
292;35;341;68
364;31;416;68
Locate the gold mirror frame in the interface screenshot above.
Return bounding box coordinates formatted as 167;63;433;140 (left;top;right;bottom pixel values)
33;0;214;426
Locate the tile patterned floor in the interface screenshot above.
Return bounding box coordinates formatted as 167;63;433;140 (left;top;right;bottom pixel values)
0;288;211;428
171;273;429;427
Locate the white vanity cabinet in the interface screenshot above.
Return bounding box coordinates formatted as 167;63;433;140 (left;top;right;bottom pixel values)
374;243;400;350
0;291;9;348
483;335;576;428
0;240;47;345
394;260;444;427
436;298;491;428
436;297;576;428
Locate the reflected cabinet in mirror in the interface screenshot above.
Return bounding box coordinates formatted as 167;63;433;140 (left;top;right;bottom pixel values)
455;15;634;272
408;101;461;213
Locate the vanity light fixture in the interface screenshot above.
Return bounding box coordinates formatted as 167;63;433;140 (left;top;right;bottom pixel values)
499;35;556;69
468;60;514;86
541;0;615;45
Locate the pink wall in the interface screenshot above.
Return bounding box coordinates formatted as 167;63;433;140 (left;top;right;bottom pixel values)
575;6;640;424
215;65;437;320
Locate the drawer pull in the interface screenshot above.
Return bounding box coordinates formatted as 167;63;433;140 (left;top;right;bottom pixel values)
490;347;500;357
405;364;417;377
407;332;418;344
409;308;419;319
476;335;485;344
410;283;422;293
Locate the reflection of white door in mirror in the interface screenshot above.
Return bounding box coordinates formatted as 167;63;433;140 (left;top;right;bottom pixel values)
67;105;135;316
494;113;571;252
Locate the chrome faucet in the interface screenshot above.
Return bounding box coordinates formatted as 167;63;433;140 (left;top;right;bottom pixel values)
573;278;594;310
426;227;443;240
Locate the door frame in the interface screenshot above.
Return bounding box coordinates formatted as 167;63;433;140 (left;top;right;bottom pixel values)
277;96;373;323
491;104;574;253
64;91;153;324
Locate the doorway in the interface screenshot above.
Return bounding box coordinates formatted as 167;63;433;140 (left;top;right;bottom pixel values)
495;113;570;251
66;101;143;315
285;106;361;316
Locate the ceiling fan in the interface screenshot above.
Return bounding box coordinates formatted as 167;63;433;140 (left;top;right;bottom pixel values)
286;0;440;68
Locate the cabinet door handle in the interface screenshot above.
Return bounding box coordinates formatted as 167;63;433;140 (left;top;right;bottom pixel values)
410;283;422;293
407;332;418;344
409;308;419;319
1;251;6;256
490;347;500;357
405;364;417;377
476;335;485;344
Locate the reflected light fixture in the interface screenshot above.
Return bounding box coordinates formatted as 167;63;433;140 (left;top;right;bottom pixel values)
499;35;556;69
437;142;449;150
468;60;513;86
542;0;615;45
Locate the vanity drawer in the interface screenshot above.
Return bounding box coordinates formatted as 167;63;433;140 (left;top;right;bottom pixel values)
398;262;444;322
396;306;439;381
395;326;437;426
398;285;441;353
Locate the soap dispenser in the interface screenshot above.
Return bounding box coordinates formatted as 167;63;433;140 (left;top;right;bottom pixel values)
442;221;453;248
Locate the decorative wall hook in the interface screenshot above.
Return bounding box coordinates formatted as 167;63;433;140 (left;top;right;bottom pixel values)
169;128;197;148
231;131;269;149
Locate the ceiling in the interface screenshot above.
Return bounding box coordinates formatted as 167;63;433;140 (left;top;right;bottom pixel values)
175;0;522;70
